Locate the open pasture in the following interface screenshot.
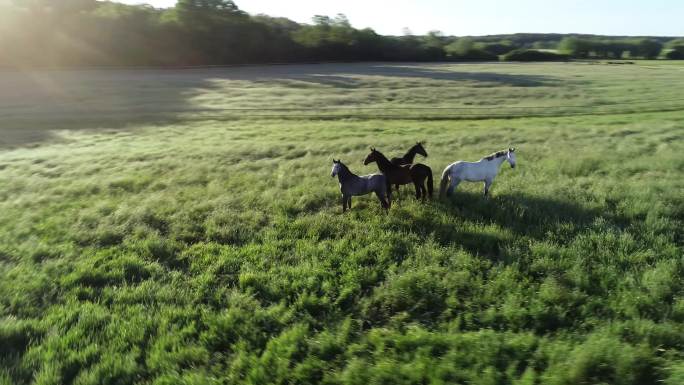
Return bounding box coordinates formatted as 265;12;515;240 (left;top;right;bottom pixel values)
1;62;683;385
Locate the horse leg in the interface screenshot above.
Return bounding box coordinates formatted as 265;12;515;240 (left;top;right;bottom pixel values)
389;181;400;205
484;179;493;198
342;195;348;213
418;177;428;201
446;178;461;197
375;190;388;210
348;196;352;210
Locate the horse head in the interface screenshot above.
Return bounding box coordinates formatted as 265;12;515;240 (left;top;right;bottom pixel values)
331;159;342;177
415;141;428;158
507;148;517;168
363;148;377;165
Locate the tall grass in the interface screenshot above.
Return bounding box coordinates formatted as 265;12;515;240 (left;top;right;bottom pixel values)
0;62;683;384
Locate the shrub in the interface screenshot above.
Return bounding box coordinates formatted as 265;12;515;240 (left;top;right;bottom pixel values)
478;42;516;56
445;38;499;61
502;49;569;62
447;49;499;61
665;46;684;59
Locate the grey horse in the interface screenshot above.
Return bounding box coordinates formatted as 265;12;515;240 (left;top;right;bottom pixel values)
331;159;390;212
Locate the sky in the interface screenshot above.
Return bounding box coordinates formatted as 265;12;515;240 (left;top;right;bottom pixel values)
114;0;683;36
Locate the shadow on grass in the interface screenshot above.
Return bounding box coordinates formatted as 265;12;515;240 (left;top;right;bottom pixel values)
390;190;628;259
444;191;628;238
0;68;203;149
0;63;559;149
252;63;557;88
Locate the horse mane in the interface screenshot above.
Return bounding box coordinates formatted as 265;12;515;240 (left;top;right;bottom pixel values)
482;150;508;161
372;149;394;168
337;161;355;178
404;143;420;158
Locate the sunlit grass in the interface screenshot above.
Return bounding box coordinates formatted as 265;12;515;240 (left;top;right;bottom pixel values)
0;62;683;384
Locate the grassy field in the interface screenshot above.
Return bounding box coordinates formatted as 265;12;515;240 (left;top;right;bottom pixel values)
1;61;683;385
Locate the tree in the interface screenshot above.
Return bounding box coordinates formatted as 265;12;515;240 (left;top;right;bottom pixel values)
423;30;445;49
445;38;474;56
666;38;684;49
175;0;245;27
311;15;332;26
604;41;626;59
478;42;515;56
559;37;591;58
502;49;569;62
176;0;241;13
291;14;361;60
634;39;663;59
167;0;254;64
1;0;676;67
333;13;350;28
252;14;301;34
444;38;497;61
666;46;684;59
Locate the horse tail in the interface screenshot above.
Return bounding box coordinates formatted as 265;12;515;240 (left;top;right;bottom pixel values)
439;165;451;198
427;167;434;198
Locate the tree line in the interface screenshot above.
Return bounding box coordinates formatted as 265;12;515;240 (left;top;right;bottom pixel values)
0;0;682;68
558;37;670;59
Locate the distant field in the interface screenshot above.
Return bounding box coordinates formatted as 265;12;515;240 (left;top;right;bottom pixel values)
1;62;683;385
2;61;684;146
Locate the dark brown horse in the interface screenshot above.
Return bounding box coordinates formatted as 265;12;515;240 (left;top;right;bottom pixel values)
390;142;428;193
363;148;433;200
390;142;428;166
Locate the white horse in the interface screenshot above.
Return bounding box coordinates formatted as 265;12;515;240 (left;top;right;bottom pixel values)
439;148;517;198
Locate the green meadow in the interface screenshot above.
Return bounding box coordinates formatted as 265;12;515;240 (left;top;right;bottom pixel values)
1;61;683;385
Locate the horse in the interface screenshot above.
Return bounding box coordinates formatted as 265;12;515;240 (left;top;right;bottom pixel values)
363;148;433;201
439;148;517;198
390;142;428;193
390;142;428;166
331;159;390;212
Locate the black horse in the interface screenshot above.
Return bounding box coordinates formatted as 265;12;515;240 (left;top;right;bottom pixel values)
364;148;433;201
390;142;428;193
390;142;428;166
